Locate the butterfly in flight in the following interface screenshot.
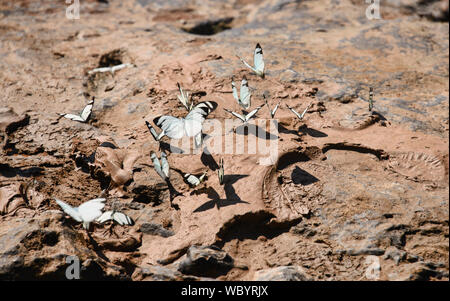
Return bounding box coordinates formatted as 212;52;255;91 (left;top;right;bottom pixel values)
54;197;105;230
60;98;95;123
237;43;265;78
286;102;313;121
232;76;251;110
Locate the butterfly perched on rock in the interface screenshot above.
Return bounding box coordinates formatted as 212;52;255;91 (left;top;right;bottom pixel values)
60;98;95;123
177;82;193;112
153;101;217;139
286;102;313;121
232;76;251;110
96;210;134;226
237;43;265;78
264;94;280;119
224;104;265;123
184;171;207;187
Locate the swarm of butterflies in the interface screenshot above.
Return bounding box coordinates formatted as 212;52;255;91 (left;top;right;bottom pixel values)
55;43;375;232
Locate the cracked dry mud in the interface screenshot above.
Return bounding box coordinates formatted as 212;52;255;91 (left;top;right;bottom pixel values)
0;0;448;281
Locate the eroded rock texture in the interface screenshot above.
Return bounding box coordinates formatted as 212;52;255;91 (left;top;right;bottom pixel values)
0;0;448;280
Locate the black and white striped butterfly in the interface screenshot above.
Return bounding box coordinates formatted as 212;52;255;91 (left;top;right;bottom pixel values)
54;197;105;230
232;76;251;110
264;95;280;119
177;82;193;112
286;102;313;121
60;98;94;123
96;210;134;226
218;157;224;185
237;43;265;78
184;171;207;187
224;104;265;123
151;151;170;181
153;101;217;140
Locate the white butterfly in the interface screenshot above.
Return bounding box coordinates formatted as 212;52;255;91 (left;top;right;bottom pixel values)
232;76;251;110
88;63;135;76
286;102;313;120
55;198;105;230
237;43;265;78
153;101;217;140
60;98;94;123
96;210;134;226
224;104;265;123
184;171;207;187
177;83;193;112
151;151;170;181
218;157;224;185
264;95;280;119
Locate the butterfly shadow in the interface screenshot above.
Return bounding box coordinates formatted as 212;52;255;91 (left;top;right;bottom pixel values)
371;111;387;121
277;123;302;137
159;141;185;154
291;166;319;185
235;123;279;140
193;185;249;213
298;125;328;138
193;174;249;213
201;146;219;171
166;180;182;210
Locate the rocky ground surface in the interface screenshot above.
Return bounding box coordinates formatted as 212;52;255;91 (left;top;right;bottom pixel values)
0;0;448;281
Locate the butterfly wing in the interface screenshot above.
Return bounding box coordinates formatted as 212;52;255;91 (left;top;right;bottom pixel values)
154;116;185;139
185;173;200;187
61;114;85;122
78;198;106;223
272;101;280;118
237;55;258;74
96;210;114;223
287;105;303;120
161;151;170;179
245;104;265;122
177;83;190;111
253;43;265;75
151;151;166;180
194;132;203;149
80;99;94;121
299;102;313;119
218;158;224;185
184;101;217;137
224;108;246;123
55;199;82;222
198;171;207;182
112;212;134;226
145;121;160;141
231;79;239;103
239;77;251;109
